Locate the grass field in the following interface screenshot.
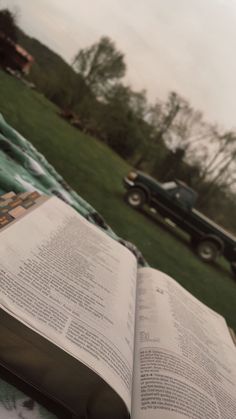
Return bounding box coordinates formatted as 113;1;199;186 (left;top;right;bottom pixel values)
0;70;236;329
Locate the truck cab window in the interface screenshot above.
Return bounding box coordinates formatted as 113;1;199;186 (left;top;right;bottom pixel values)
161;181;177;191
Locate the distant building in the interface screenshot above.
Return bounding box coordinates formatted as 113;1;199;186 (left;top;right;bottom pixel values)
0;32;33;74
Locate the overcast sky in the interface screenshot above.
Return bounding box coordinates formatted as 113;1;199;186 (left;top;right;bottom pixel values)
2;0;236;129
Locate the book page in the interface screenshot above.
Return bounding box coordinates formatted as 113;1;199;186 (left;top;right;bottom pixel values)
0;196;137;412
132;268;236;419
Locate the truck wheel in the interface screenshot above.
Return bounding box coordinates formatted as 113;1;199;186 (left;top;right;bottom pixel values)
196;240;219;262
231;262;236;278
125;188;146;209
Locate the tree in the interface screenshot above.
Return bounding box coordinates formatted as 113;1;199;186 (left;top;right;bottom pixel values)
134;92;184;169
129;89;149;120
73;36;126;98
165;102;213;171
0;8;18;41
200;131;236;181
97;84;146;158
156;147;186;180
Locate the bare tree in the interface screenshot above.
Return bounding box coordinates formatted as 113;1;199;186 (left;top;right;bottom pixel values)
200;131;236;182
135;92;184;168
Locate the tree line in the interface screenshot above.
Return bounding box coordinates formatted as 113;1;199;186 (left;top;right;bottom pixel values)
2;8;236;233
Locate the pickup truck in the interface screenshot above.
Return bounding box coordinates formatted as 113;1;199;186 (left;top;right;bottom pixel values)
124;170;236;276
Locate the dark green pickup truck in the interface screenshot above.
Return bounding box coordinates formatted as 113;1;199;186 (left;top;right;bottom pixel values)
124;170;236;276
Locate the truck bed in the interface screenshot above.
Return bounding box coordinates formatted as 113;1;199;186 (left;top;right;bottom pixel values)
192;208;236;243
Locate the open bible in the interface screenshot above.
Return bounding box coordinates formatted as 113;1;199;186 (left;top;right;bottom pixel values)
0;193;235;419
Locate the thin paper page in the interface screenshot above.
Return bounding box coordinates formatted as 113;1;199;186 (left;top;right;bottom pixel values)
132;267;236;419
0;197;137;412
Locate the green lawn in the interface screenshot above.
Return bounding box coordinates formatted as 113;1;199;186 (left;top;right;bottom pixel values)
0;70;235;329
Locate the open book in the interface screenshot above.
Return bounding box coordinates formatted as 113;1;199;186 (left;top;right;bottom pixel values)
0;193;236;419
